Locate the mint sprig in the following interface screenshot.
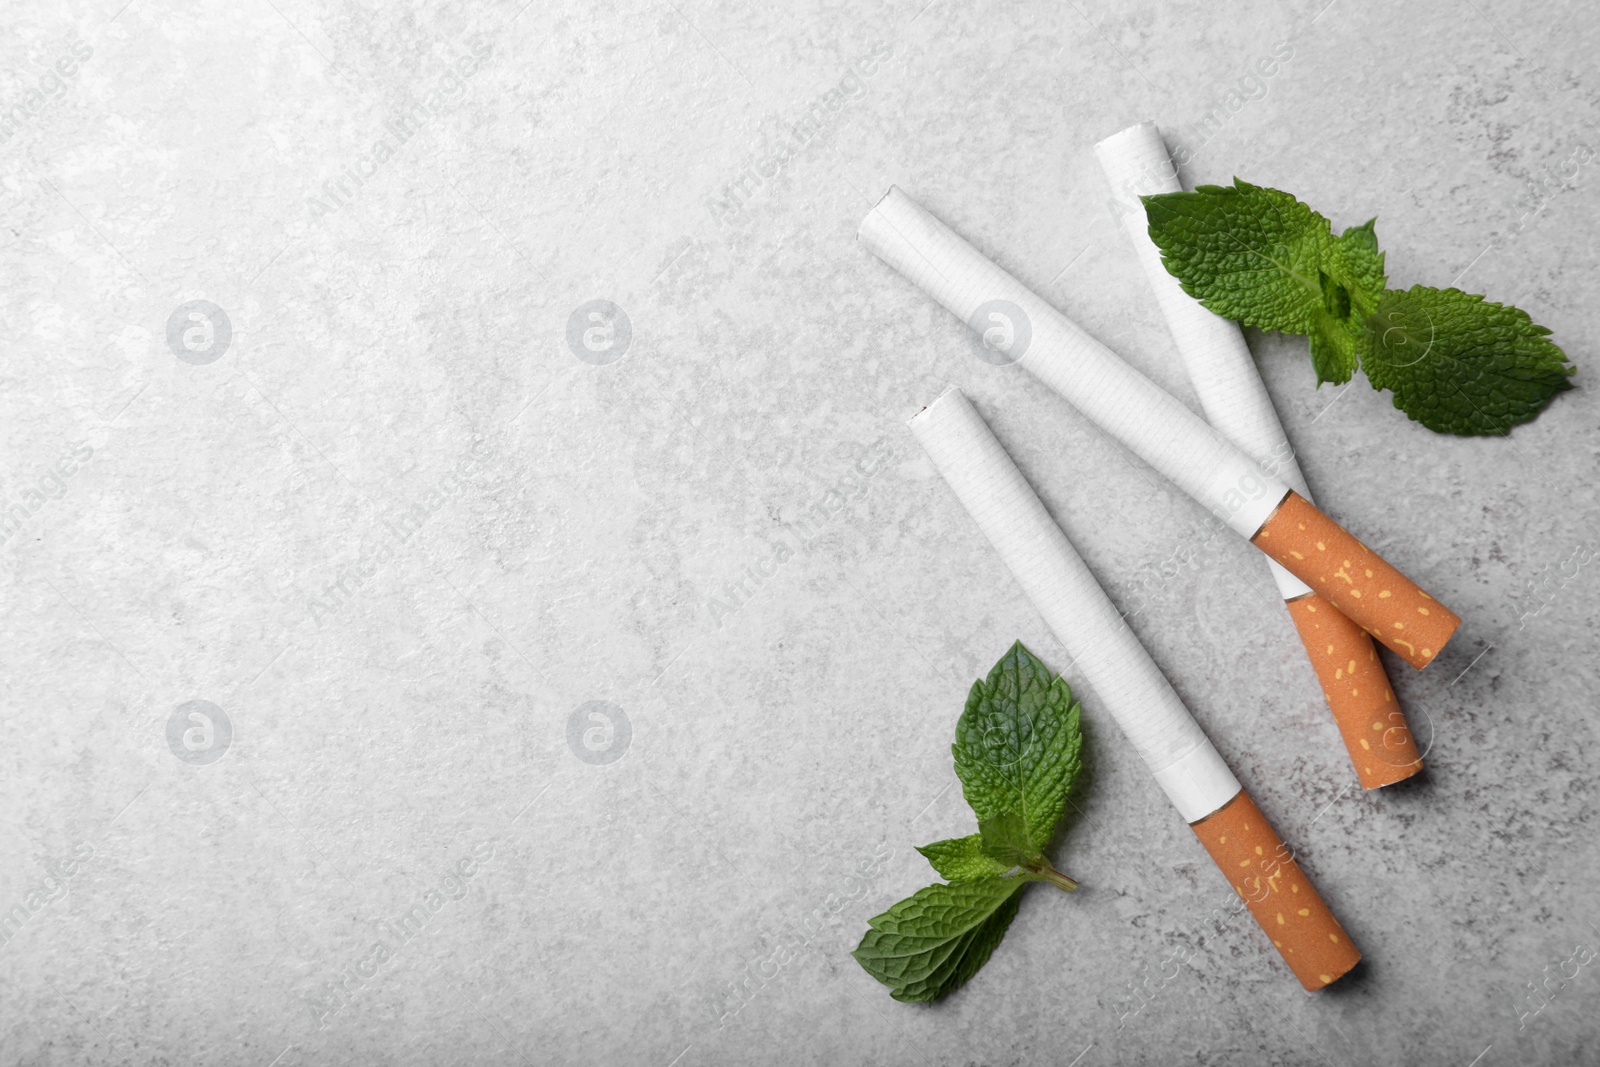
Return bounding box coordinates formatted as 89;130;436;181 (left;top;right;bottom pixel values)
1142;178;1575;435
853;641;1083;1002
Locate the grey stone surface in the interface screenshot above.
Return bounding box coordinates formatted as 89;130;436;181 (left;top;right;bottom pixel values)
3;0;1598;1063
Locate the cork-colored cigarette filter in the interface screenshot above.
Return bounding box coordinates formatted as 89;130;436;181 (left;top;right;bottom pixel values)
1253;492;1461;669
1286;595;1423;788
1189;790;1362;991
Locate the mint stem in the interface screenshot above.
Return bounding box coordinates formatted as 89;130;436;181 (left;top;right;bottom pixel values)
1025;862;1078;893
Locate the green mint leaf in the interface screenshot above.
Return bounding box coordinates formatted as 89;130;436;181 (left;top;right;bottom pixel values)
1142;182;1391;386
917;835;1014;883
1361;285;1575;435
1141;180;1339;333
1309;313;1363;385
851;878;1025;1002
1318;268;1352;320
1331;219;1386;315
976;811;1035;866
952;641;1082;856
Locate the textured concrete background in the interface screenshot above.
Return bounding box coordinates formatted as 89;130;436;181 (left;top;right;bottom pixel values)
4;0;1598;1063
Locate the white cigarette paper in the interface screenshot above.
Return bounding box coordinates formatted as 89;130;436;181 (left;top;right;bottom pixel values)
1095;121;1313;600
911;386;1240;822
861;187;1288;542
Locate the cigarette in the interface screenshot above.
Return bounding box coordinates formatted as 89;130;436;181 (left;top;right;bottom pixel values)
1095;121;1422;788
859;186;1461;670
911;386;1360;990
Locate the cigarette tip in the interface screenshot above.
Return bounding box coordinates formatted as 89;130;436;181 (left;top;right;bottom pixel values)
907;384;963;426
1095;119;1160;152
858;185;900;241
